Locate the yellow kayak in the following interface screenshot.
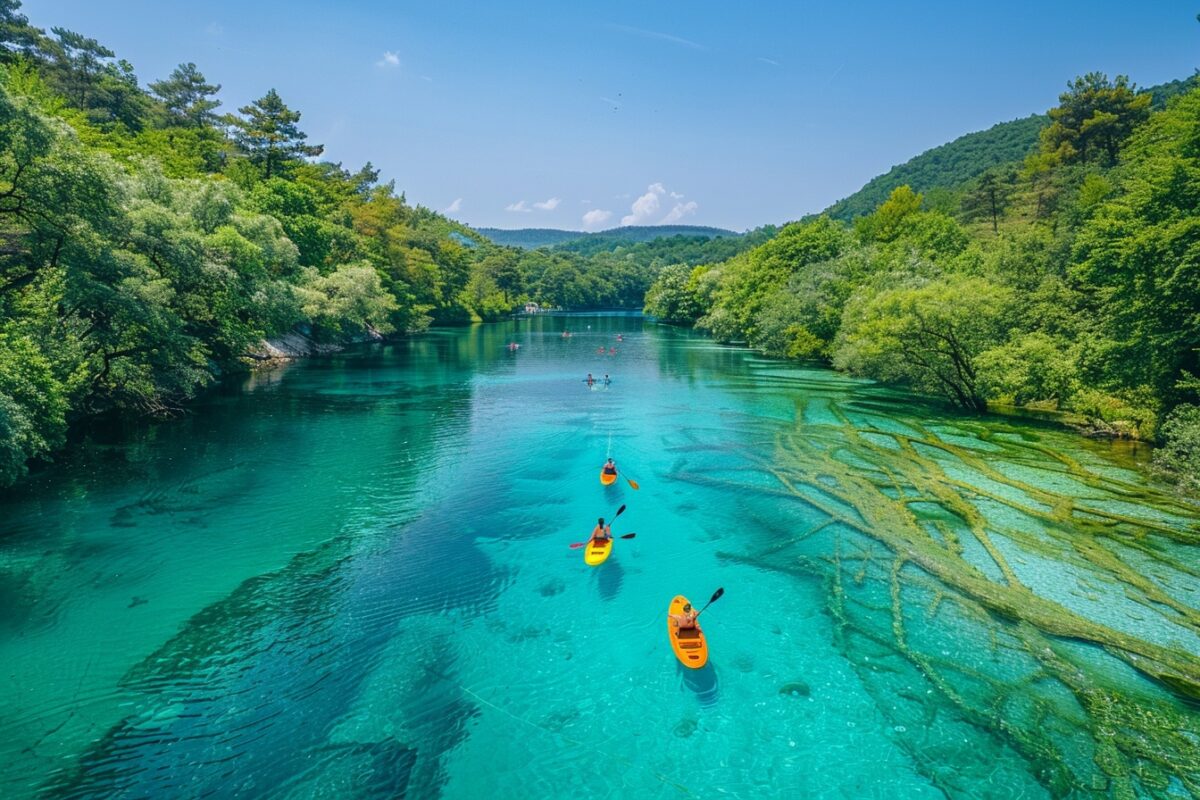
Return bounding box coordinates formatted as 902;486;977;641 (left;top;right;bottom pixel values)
667;595;708;668
600;470;617;486
584;536;612;566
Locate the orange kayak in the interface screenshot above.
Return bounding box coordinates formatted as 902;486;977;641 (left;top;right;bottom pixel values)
600;470;617;486
584;536;612;566
667;595;708;668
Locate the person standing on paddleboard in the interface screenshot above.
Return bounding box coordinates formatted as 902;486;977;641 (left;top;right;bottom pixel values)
586;373;595;387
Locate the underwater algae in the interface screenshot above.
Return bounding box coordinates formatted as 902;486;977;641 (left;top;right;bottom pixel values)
675;396;1200;799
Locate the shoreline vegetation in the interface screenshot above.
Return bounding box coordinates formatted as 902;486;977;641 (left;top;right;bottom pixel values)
0;0;1197;494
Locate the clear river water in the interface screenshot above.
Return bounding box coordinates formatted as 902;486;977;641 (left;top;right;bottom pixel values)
2;313;1199;799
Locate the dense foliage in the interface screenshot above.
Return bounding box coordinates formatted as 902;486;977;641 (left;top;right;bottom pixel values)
0;2;755;486
646;74;1200;489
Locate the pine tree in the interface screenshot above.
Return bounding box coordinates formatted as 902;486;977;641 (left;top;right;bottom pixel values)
150;62;221;127
229;88;323;179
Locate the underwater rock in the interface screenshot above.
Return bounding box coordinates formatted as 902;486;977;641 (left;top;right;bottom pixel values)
779;681;811;698
538;577;566;597
673;718;698;738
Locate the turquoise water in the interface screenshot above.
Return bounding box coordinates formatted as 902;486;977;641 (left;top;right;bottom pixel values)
2;313;1199;798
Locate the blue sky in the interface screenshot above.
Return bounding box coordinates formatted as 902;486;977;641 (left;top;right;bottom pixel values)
22;1;1200;231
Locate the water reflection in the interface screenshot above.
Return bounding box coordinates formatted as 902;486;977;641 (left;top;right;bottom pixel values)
679;662;719;706
595;557;624;601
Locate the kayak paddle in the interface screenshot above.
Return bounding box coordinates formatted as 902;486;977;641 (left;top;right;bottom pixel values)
567;504;627;548
624;473;640;491
695;587;725;617
569;532;636;549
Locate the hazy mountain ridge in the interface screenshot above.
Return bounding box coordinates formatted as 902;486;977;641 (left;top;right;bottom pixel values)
476;225;739;250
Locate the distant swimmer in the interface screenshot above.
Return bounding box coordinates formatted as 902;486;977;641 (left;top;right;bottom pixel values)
586;373;595;387
562;330;571;339
616;334;624;342
597;346;606;355
603;373;611;386
609;347;617;355
507;342;520;351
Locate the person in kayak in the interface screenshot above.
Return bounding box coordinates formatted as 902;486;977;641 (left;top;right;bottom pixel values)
591;517;612;543
586;373;595;387
670;603;699;630
602;458;617;476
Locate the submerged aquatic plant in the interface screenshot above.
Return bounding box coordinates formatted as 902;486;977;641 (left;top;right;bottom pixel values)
674;391;1200;798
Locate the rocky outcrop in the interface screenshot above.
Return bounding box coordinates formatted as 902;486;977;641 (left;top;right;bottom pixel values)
245;325;384;367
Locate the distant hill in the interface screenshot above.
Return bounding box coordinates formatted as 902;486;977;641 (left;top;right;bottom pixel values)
476;224;739;250
822;74;1200;222
475;228;584;249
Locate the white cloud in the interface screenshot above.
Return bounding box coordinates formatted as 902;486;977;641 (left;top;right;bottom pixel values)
621;183;664;225
533;197;561;211
506;200;531;212
659;201;698;224
444;198;462;214
582;209;612;230
620;183;699;226
376;51;400;68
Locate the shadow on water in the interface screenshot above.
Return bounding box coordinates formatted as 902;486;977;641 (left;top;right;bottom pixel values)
678;662;719;706
595;557;624;601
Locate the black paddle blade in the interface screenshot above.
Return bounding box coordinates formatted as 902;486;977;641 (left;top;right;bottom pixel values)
620;532;636;539
710;587;725;603
613;504;626;519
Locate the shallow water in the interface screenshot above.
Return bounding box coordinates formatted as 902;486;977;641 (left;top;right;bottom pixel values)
1;313;1198;799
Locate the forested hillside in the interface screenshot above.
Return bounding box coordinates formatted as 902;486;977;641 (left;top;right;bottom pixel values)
823;115;1048;222
647;72;1200;491
475;228;585;249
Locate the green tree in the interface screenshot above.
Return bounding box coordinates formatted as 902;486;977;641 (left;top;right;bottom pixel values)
855;185;922;242
1153;404;1200;493
1072;88;1200;406
961;167;1014;233
702;217;851;344
295;263;398;337
643;262;699;323
0;0;44;63
834;275;1014;411
1039;73;1151;166
229;88;323;179
150;62;221;127
46;27;113;109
